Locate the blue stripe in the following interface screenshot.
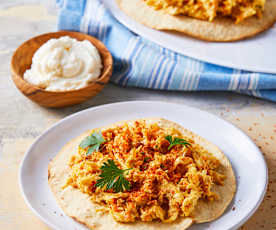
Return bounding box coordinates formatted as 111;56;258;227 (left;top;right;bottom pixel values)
164;62;176;89
151;57;167;88
156;60;169;89
118;39;141;86
236;71;242;90
145;52;161;87
125;43;145;86
246;74;251;89
164;51;178;89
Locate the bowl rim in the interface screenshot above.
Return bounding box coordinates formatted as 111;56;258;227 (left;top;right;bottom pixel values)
10;30;113;94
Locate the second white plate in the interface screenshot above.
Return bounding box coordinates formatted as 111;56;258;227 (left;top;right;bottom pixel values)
19;101;267;230
103;0;276;74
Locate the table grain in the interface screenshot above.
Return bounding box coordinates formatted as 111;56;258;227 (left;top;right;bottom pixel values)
0;1;276;229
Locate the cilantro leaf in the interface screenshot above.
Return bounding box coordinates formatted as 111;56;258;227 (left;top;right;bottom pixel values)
144;157;151;163
165;135;191;150
79;131;106;156
95;159;132;193
79;136;96;148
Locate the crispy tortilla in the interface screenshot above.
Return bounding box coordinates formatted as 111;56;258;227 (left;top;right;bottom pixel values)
157;119;236;223
48;118;236;229
116;0;276;41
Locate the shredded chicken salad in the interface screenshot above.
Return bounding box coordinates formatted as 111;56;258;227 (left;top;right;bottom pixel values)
64;120;225;223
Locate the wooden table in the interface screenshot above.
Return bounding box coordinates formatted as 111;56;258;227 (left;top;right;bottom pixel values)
0;1;275;229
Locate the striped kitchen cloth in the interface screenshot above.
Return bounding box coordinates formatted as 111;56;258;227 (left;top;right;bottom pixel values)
56;0;276;102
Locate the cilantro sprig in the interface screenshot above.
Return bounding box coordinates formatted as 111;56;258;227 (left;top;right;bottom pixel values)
95;160;132;192
79;131;106;156
165;135;191;150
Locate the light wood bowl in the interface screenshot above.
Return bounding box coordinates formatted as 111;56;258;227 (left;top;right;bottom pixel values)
11;31;113;108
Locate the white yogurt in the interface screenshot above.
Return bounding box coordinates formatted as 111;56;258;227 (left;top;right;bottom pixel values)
24;36;102;91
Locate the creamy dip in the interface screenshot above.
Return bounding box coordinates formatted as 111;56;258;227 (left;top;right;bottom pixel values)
24;36;102;91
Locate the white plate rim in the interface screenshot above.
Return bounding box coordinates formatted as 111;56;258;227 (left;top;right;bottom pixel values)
102;0;276;74
18;101;268;230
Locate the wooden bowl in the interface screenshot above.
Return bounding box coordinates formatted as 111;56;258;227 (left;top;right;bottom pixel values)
11;31;113;108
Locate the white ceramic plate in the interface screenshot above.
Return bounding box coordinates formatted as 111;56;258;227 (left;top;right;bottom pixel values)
19;101;267;230
103;0;276;74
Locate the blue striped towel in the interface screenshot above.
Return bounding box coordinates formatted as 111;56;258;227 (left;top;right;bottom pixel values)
57;0;276;102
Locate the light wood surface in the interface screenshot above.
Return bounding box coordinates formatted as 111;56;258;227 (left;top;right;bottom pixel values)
11;31;113;108
1;1;276;230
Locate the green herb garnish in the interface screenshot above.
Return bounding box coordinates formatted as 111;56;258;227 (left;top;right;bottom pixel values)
95;159;132;192
144;157;151;163
165;135;191;150
79;131;105;156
